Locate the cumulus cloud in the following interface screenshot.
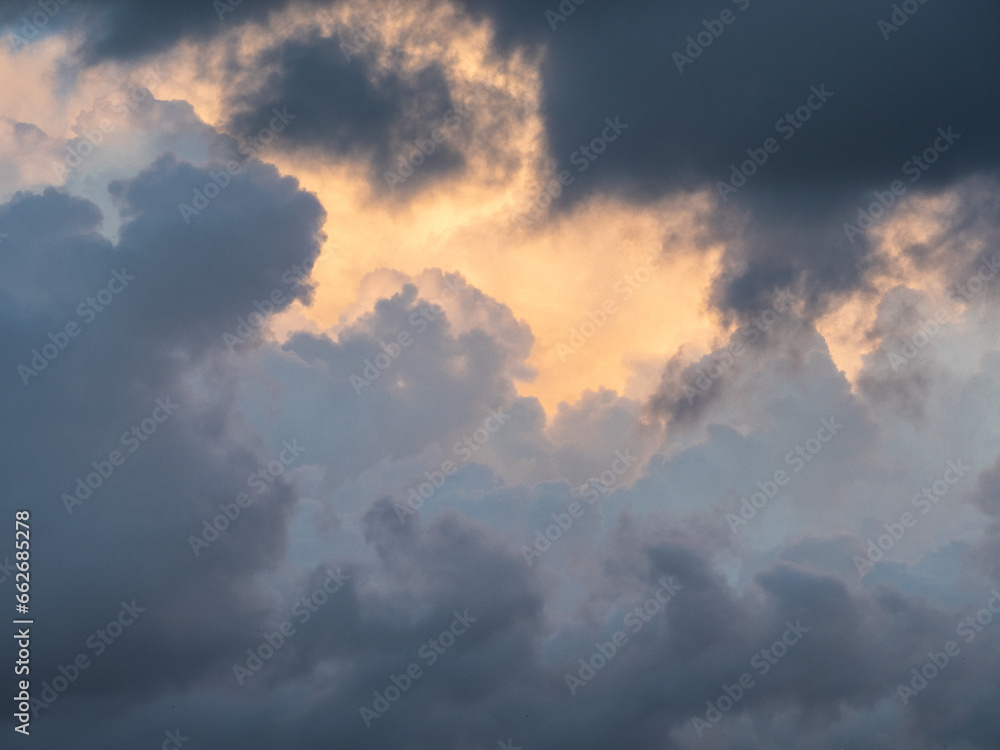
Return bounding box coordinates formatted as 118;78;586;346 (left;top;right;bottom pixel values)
2;2;1000;748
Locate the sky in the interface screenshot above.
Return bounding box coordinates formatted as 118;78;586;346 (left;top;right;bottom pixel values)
1;0;1000;748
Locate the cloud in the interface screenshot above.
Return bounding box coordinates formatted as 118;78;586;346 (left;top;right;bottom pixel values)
4;3;1000;748
0;102;326;736
0;0;302;62
225;29;467;192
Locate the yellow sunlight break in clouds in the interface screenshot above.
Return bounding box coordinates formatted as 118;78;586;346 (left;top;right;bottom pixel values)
6;0;967;411
113;0;726;411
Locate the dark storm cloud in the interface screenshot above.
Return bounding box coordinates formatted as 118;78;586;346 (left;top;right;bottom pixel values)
107;151;326;349
0;136;326;743
0;166;557;748
15;0;998;310
0;188;110;313
455;0;1000;315
225;30;465;192
9;0;998;212
4;168;965;747
2;189;998;746
40;504;986;750
2;1;471;191
461;0;1000;198
264;533;998;750
4;4;1000;749
0;0;302;62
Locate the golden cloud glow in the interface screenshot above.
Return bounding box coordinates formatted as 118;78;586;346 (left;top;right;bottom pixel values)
5;0;985;414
